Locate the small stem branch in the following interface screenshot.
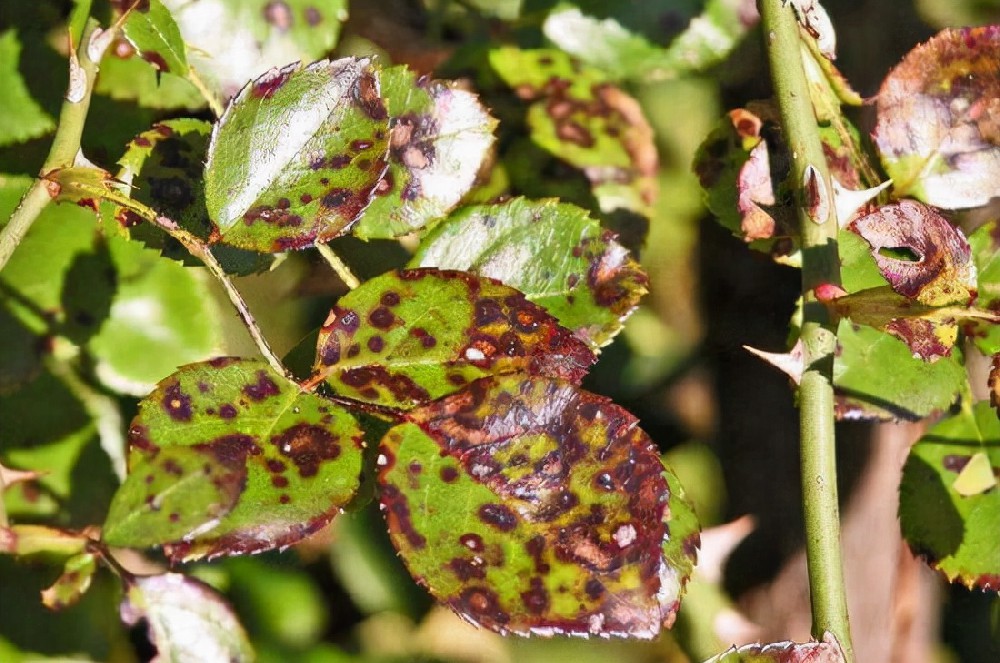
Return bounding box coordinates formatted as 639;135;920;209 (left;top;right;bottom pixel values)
0;19;107;271
759;1;854;659
187;67;225;118
316;243;360;289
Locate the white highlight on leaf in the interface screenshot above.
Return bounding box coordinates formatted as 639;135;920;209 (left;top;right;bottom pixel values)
613;523;637;548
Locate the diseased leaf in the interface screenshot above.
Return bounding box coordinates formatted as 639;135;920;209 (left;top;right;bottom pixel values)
833;321;966;420
0;525;90;556
899;401;1000;590
377;376;698;638
410;198;648;349
120;573;254;662
703;633;846;662
121;0;189;76
102;358;364;561
967;220;1000;355
873;26;1000;208
89;236;221;396
95;42;205;109
543;1;757;81
313;268;595;408
489;48;657;218
41;553;98;611
0;30;55;146
162;0;348;100
850;200;975;306
352;65;496;240
204;58;390;252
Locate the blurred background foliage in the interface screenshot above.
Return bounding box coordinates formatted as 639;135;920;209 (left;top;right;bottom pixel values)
1;0;999;661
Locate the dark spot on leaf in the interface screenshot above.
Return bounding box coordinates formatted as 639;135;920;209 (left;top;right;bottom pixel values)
478;503;517;532
369;307;394;329
327;154;352;169
448;557;486;581
367;336;384;352
169;512;180;523
347;344;361;358
162;459;183;476
520;577;550;614
243;371;281;401
273;424;340;478
455;587;509;625
942;454;972;473
585;578;605;599
322;188;350;207
380;483;426;549
280;494;291;504
219;404;237;419
262;0;293;31
355;71;388;121
440;466;459;482
305;7;322;25
381;291;401;307
272;475;289;488
408;461;422;474
267;459;286;473
251;65;294;99
474;299;504;325
162;383;193;422
460;533;484;551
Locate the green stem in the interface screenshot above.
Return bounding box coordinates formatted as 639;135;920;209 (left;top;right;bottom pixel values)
759;1;854;659
0;19;107;271
316;242;360;289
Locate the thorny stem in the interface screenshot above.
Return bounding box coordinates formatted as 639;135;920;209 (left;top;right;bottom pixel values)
316;242;361;289
759;1;854;660
108;193;294;382
0;19;108;271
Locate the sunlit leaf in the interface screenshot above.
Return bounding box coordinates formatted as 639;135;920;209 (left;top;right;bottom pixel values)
41;553;98;611
120;573;254;662
0;524;90;556
899;401;1000;590
832;321;966;420
703;633;846;662
313;268;595;408
352;65;496;240
410;198;648;349
102;358;364;561
873;26;1000;208
95;43;204;109
378;375;698;638
850;200;976;306
204;58;390;252
162;0;348;100
0;30;55;146
489;48;657;218
121;0;189;76
967;220;1000;355
543;0;756;81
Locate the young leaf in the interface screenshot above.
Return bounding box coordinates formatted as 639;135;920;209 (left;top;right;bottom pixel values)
873;26;1000;209
899;401;1000;590
410;198;648;349
313;268;595;408
120;573;254;662
0;30;55;146
120;0;189;76
351;65;496;240
832;321;966;420
489;48;657;219
41;553;98;611
377;375;699;638
850;200;975;306
0;524;90;556
102;358;364;561
204;58;390;252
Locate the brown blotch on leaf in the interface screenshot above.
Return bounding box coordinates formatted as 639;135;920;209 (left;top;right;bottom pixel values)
162;382;193;422
369;306;395;329
380;482;427;549
251;65;294;99
448;557;487;581
478;503;518;532
355;71;389;121
520;577;550;615
243;371;281;401
219;404;238;419
272;424;341;478
262;0;293;31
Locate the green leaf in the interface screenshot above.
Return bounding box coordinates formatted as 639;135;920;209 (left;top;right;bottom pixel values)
378;375;698;638
204;58;390;252
41;553;98;611
703;634;846;662
121;0;189;76
899;401;1000;590
542;0;754;81
313;268;595;409
838;228;889;294
120;573;254;662
873;26;1000;209
0;30;55;147
95;50;205;109
833;321;966;420
489;48;657;218
968;220;1000;355
88;236;221;396
352;65;496;240
410;198;648;349
162;0;348;99
0;525;90;556
102;358;364;561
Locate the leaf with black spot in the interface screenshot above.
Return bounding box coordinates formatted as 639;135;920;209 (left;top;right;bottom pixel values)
411;198;648;350
352;65;496;240
41;553;98;611
899;401;1000;590
120;573;254;662
489;48;657;220
102;358;364;561
204;57;390;252
377;375;698;638
120;0;189;77
312;268;596;409
873;26;1000;209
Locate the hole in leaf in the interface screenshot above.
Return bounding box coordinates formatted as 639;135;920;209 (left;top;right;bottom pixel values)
878;246;921;262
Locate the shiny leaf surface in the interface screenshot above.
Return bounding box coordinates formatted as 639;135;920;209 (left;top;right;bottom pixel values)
314;268;595;408
121;0;189;76
377;376;698;638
